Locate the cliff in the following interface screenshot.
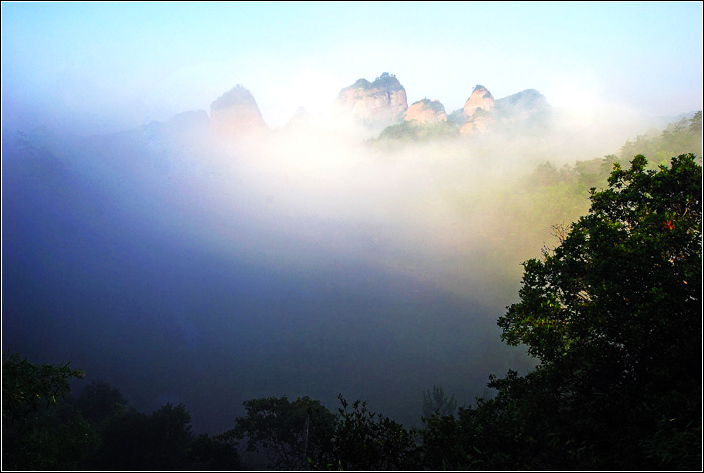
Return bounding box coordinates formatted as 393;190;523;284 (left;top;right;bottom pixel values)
404;99;448;124
458;86;550;136
460;85;496;135
335;73;408;129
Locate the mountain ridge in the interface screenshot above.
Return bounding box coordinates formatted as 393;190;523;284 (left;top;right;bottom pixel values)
206;73;551;140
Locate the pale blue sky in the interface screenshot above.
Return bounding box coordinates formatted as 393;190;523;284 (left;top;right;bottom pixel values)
2;1;702;134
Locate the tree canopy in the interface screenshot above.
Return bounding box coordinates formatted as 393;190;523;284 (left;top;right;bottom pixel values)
424;153;702;470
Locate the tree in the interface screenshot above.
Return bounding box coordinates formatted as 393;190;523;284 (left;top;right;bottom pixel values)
226;394;422;470
2;352;85;425
499;153;701;380
186;433;243;470
223;395;336;470
422;154;702;470
422;369;570;470
422;385;457;418
88;403;195;470
70;380;128;424
619;112;702;165
309;394;423;471
496;153;702;469
2;352;98;470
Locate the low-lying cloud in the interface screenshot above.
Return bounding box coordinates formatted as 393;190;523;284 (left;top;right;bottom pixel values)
1;99;679;433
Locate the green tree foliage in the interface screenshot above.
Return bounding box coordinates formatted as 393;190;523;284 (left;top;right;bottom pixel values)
223;395;336;470
464;112;701;301
501;154;701;365
620;112;702;165
422;385;457;418
423;154;702;470
2;352;85;424
422;369;572;470
226;394;422;470
490;112;701;253
2;352;99;470
2;356;242;470
375;119;459;142
503;153;702;469
309;394;423;471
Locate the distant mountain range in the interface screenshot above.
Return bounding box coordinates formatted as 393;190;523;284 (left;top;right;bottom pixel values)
205;72;551;140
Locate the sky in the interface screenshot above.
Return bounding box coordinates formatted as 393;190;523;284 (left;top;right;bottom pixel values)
2;1;702;135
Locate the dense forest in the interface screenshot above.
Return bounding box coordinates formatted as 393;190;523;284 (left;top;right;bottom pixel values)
3;113;702;470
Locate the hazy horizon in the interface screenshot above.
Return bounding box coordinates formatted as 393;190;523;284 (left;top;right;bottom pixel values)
2;2;702;136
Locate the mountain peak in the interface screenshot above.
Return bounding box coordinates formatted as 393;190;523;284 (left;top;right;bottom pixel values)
404;99;447;124
463;85;495;119
370;72;404;92
210;85;259;112
209;85;269;139
335;72;408;130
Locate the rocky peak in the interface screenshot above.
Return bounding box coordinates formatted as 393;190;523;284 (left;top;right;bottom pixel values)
404;99;447;124
346;78;372;91
458;86;551;136
335;72;408;129
463;85;495;119
209;85;269;139
211;85;259;111
369;72;405;93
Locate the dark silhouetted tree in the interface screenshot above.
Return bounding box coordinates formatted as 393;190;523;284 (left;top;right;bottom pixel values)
186;433;243;470
2;352;99;470
70;380;128;425
223;395;336;470
423;154;702;470
422;385;457;418
88;402;195;470
309;394;423;471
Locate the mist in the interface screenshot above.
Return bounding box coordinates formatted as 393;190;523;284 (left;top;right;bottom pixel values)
2;96;675;435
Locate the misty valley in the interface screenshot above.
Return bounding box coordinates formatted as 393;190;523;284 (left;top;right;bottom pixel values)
2;75;702;470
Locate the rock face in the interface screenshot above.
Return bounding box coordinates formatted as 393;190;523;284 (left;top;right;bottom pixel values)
335;72;408;128
209;85;269;139
404;99;447;124
458;85;550;135
459;111;492;135
463;85;495;119
460;85;496;135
